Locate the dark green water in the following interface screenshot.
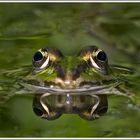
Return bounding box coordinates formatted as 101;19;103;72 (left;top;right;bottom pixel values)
0;3;140;137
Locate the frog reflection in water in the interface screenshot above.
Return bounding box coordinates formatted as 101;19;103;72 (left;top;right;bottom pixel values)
22;46;134;120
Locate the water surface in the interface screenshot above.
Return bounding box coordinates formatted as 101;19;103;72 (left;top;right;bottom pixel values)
0;3;140;137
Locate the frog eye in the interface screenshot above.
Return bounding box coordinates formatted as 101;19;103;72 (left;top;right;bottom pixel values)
32;50;50;70
33;51;43;61
89;49;108;74
96;51;107;62
90;50;108;68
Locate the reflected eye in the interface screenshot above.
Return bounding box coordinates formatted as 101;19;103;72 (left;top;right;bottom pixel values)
33;107;44;117
33;51;43;61
96;51;107;62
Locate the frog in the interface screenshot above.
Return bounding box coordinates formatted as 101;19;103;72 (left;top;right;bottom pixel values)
20;45;134;121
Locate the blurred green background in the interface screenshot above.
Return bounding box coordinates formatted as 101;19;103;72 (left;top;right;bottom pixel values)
0;3;140;137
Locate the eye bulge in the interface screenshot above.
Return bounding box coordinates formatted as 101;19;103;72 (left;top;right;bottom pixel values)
88;48;109;75
78;46;108;63
32;47;64;74
32;50;50;70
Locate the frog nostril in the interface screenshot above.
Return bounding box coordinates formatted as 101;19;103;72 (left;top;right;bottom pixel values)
33;107;44;116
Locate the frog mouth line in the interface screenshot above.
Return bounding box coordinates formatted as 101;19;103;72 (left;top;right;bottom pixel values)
19;80;122;95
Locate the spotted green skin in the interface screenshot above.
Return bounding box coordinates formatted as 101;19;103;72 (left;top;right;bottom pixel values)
25;56;116;89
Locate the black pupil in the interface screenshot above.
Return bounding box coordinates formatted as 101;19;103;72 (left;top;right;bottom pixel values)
33;107;43;116
97;51;107;61
33;51;43;61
